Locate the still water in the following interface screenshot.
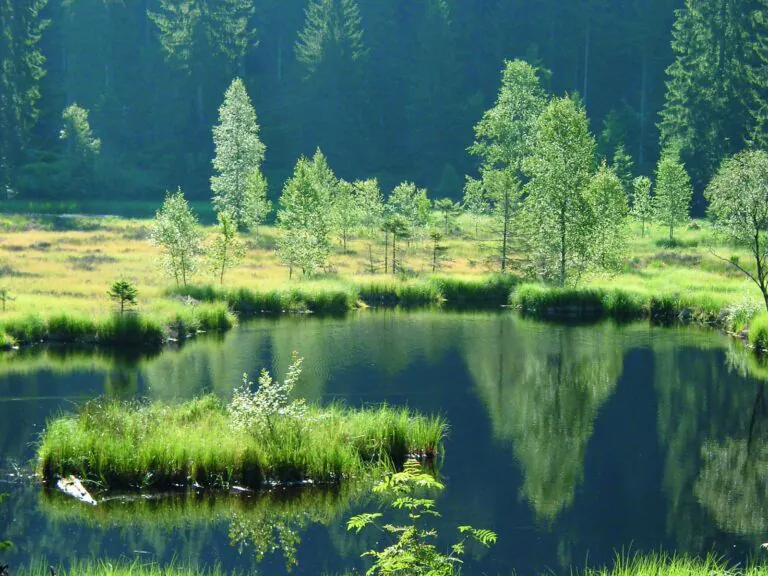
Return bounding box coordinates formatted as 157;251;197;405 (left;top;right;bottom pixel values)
1;311;767;574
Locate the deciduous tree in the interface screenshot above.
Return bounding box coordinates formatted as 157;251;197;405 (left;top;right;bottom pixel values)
654;152;692;241
208;209;245;285
632;176;654;237
706;149;768;311
150;189;203;288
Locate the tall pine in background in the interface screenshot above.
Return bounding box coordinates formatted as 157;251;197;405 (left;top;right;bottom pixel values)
0;0;48;193
660;0;768;203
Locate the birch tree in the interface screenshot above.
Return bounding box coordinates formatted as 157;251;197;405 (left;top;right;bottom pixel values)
150;189;203;288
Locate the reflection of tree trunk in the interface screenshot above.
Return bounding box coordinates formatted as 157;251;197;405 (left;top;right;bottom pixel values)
747;384;765;456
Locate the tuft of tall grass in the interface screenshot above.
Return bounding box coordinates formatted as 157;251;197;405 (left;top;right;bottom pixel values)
430;274;517;308
47;314;98;343
0;314;47;343
511;284;645;321
10;558;230;576
581;552;768;576
97;314;166;346
749;312;768;351
356;279;443;308
37;396;447;491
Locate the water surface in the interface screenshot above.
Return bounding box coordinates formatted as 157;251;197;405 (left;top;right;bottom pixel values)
1;311;766;574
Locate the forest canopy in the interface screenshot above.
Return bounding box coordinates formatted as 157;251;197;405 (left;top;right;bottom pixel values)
0;0;766;213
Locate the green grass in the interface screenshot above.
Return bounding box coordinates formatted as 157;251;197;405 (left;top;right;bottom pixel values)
582;553;768;576
7;559;230;576
749;312;768;351
511;284;646;321
37;395;447;491
0;304;234;348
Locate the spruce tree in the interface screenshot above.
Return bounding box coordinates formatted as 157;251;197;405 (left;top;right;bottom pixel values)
211;77;267;230
660;0;768;190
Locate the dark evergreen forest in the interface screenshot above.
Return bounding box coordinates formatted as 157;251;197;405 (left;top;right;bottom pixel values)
1;0;766;209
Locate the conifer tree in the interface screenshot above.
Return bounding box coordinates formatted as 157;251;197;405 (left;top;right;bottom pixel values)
211;78;267;230
660;0;768;189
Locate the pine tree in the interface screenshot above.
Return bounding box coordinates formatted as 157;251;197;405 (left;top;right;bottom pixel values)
612;144;635;201
660;0;768;191
211;77;267;230
0;0;48;190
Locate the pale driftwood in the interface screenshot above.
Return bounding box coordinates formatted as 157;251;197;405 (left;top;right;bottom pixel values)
56;475;97;506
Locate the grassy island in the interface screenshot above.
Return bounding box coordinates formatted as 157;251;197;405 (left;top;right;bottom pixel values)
37;395;446;491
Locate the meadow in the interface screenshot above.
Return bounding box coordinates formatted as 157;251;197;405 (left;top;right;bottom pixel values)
0;209;762;342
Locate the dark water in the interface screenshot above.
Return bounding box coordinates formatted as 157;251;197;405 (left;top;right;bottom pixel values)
1;311;767;574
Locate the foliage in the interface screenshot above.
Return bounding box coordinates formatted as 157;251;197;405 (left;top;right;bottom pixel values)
585;161;628;274
243;170;272;238
381;214;411;275
483;168;521;272
107;280;138;316
433;198;461;236
211;78;267;230
0;492;10;551
355;178;385;238
387;182;431;239
611;143;634;197
207;209;245;285
149;189;203;287
469;59;548;173
276;152;334;277
654;152;692;241
522;96;596;285
631;176;654;237
461;176;489;240
749;313;768;351
0;287;11;313
59;104;101;166
347;460;497;575
429;229;449;273
229;352;307;436
706;149;768;311
331;179;363;250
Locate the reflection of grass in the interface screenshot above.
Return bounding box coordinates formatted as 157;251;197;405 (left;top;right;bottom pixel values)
583;553;768;576
41;484;366;570
38;396;446;491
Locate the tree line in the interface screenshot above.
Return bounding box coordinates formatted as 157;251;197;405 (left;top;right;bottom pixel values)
3;0;766;210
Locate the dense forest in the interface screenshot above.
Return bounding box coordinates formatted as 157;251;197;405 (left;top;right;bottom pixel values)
0;0;766;211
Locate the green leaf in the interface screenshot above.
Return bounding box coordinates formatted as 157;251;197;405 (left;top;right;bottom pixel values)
346;513;382;533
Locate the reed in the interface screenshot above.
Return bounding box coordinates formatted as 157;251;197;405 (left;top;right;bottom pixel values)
37;396;447;491
9;559;230;576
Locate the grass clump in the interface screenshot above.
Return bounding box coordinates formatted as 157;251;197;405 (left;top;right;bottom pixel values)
9;559;228;576
431;273;517;308
46;314;98;343
749;312;768;351
97;314;166;347
582;553;768;576
511;284;645;321
37;396;446;491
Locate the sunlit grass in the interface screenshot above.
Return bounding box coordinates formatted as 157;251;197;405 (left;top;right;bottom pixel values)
9;559;230;576
37;396;447;491
582;553;768;576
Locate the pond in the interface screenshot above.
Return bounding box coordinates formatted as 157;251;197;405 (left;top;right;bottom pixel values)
1;311;767;574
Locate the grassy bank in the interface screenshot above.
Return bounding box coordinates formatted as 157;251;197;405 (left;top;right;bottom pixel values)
4;560;229;576
37;395;446;491
511;283;761;334
0;302;234;349
167;274;517;315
